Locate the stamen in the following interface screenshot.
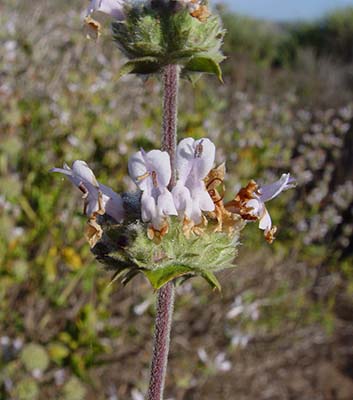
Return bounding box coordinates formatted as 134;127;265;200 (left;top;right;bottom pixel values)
151;171;158;187
136;171;150;182
194;140;204;158
79;183;88;197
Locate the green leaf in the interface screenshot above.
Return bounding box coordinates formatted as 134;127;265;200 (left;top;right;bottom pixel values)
201;271;221;292
144;264;194;289
48;342;70;365
118;57;161;78
184;56;223;82
15;378;39;400
183;71;202;85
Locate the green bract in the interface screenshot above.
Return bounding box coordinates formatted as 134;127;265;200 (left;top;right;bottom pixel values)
91;217;241;290
112;4;225;80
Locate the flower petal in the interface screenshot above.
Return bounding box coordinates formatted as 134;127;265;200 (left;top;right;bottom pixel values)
72;160;99;187
128;151;149;191
100;183;125;223
192;138;215;180
176;138;216;183
52;161;124;222
259;173;296;202
141;192;156;223
157;189;178;216
259;207;272;231
142;149;171;188
197;189;215;212
246;198;262;218
176;138;195;183
189;202;203;225
87;0;125;20
172;182;192;215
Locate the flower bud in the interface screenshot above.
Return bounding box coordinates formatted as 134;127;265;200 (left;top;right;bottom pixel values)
111;1;225;80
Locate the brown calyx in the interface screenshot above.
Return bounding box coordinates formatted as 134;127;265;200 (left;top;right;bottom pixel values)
85;214;103;248
264;226;277;244
190;5;211;22
225;180;260;221
204;164;241;233
147;221;169;244
84;16;101;41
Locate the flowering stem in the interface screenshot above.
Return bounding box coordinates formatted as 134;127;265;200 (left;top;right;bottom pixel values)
162;64;179;188
147;281;175;400
147;64;179;400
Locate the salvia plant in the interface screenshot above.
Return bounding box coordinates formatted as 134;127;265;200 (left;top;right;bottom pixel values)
52;1;296;398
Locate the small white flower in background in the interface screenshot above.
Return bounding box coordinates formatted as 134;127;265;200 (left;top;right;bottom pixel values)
225;173;296;243
214;352;232;372
128;149;177;240
197;348;232;372
54;369;66;386
231;330;251;348
172;138;215;233
13;338;23;351
51;161;125;223
32;369;43;380
87;0;126;20
131;388;144;400
227;295;260;321
0;336;10;346
133;298;152;316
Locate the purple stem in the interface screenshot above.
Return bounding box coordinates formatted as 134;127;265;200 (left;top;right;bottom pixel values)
147;64;179;400
147;282;175;400
162;64;179;188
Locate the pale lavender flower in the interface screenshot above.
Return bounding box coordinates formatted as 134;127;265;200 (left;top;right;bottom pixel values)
172;138;215;226
249;173;296;232
51;160;125;222
128;149;177;238
87;0;126;20
226;173;296;243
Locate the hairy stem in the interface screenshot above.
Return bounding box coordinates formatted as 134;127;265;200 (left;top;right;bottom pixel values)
147;282;175;400
147;64;179;400
162;64;179;188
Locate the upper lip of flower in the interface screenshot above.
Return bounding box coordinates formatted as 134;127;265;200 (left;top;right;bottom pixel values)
86;0;125;20
51;160;124;222
128;149;177;232
172;138;216;227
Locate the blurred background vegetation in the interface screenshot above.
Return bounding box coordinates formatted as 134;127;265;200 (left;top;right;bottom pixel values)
1;0;353;399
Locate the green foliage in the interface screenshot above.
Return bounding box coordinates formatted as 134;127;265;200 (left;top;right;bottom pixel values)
291;7;353;62
14;378;39;400
61;376;86;400
112;6;225;78
20;344;49;373
92;218;241;290
221;11;283;66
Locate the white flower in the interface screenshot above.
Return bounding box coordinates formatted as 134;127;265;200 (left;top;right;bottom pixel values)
87;0;125;20
128;149;177;235
172;138;215;226
51;160;125;222
226;173;296;243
